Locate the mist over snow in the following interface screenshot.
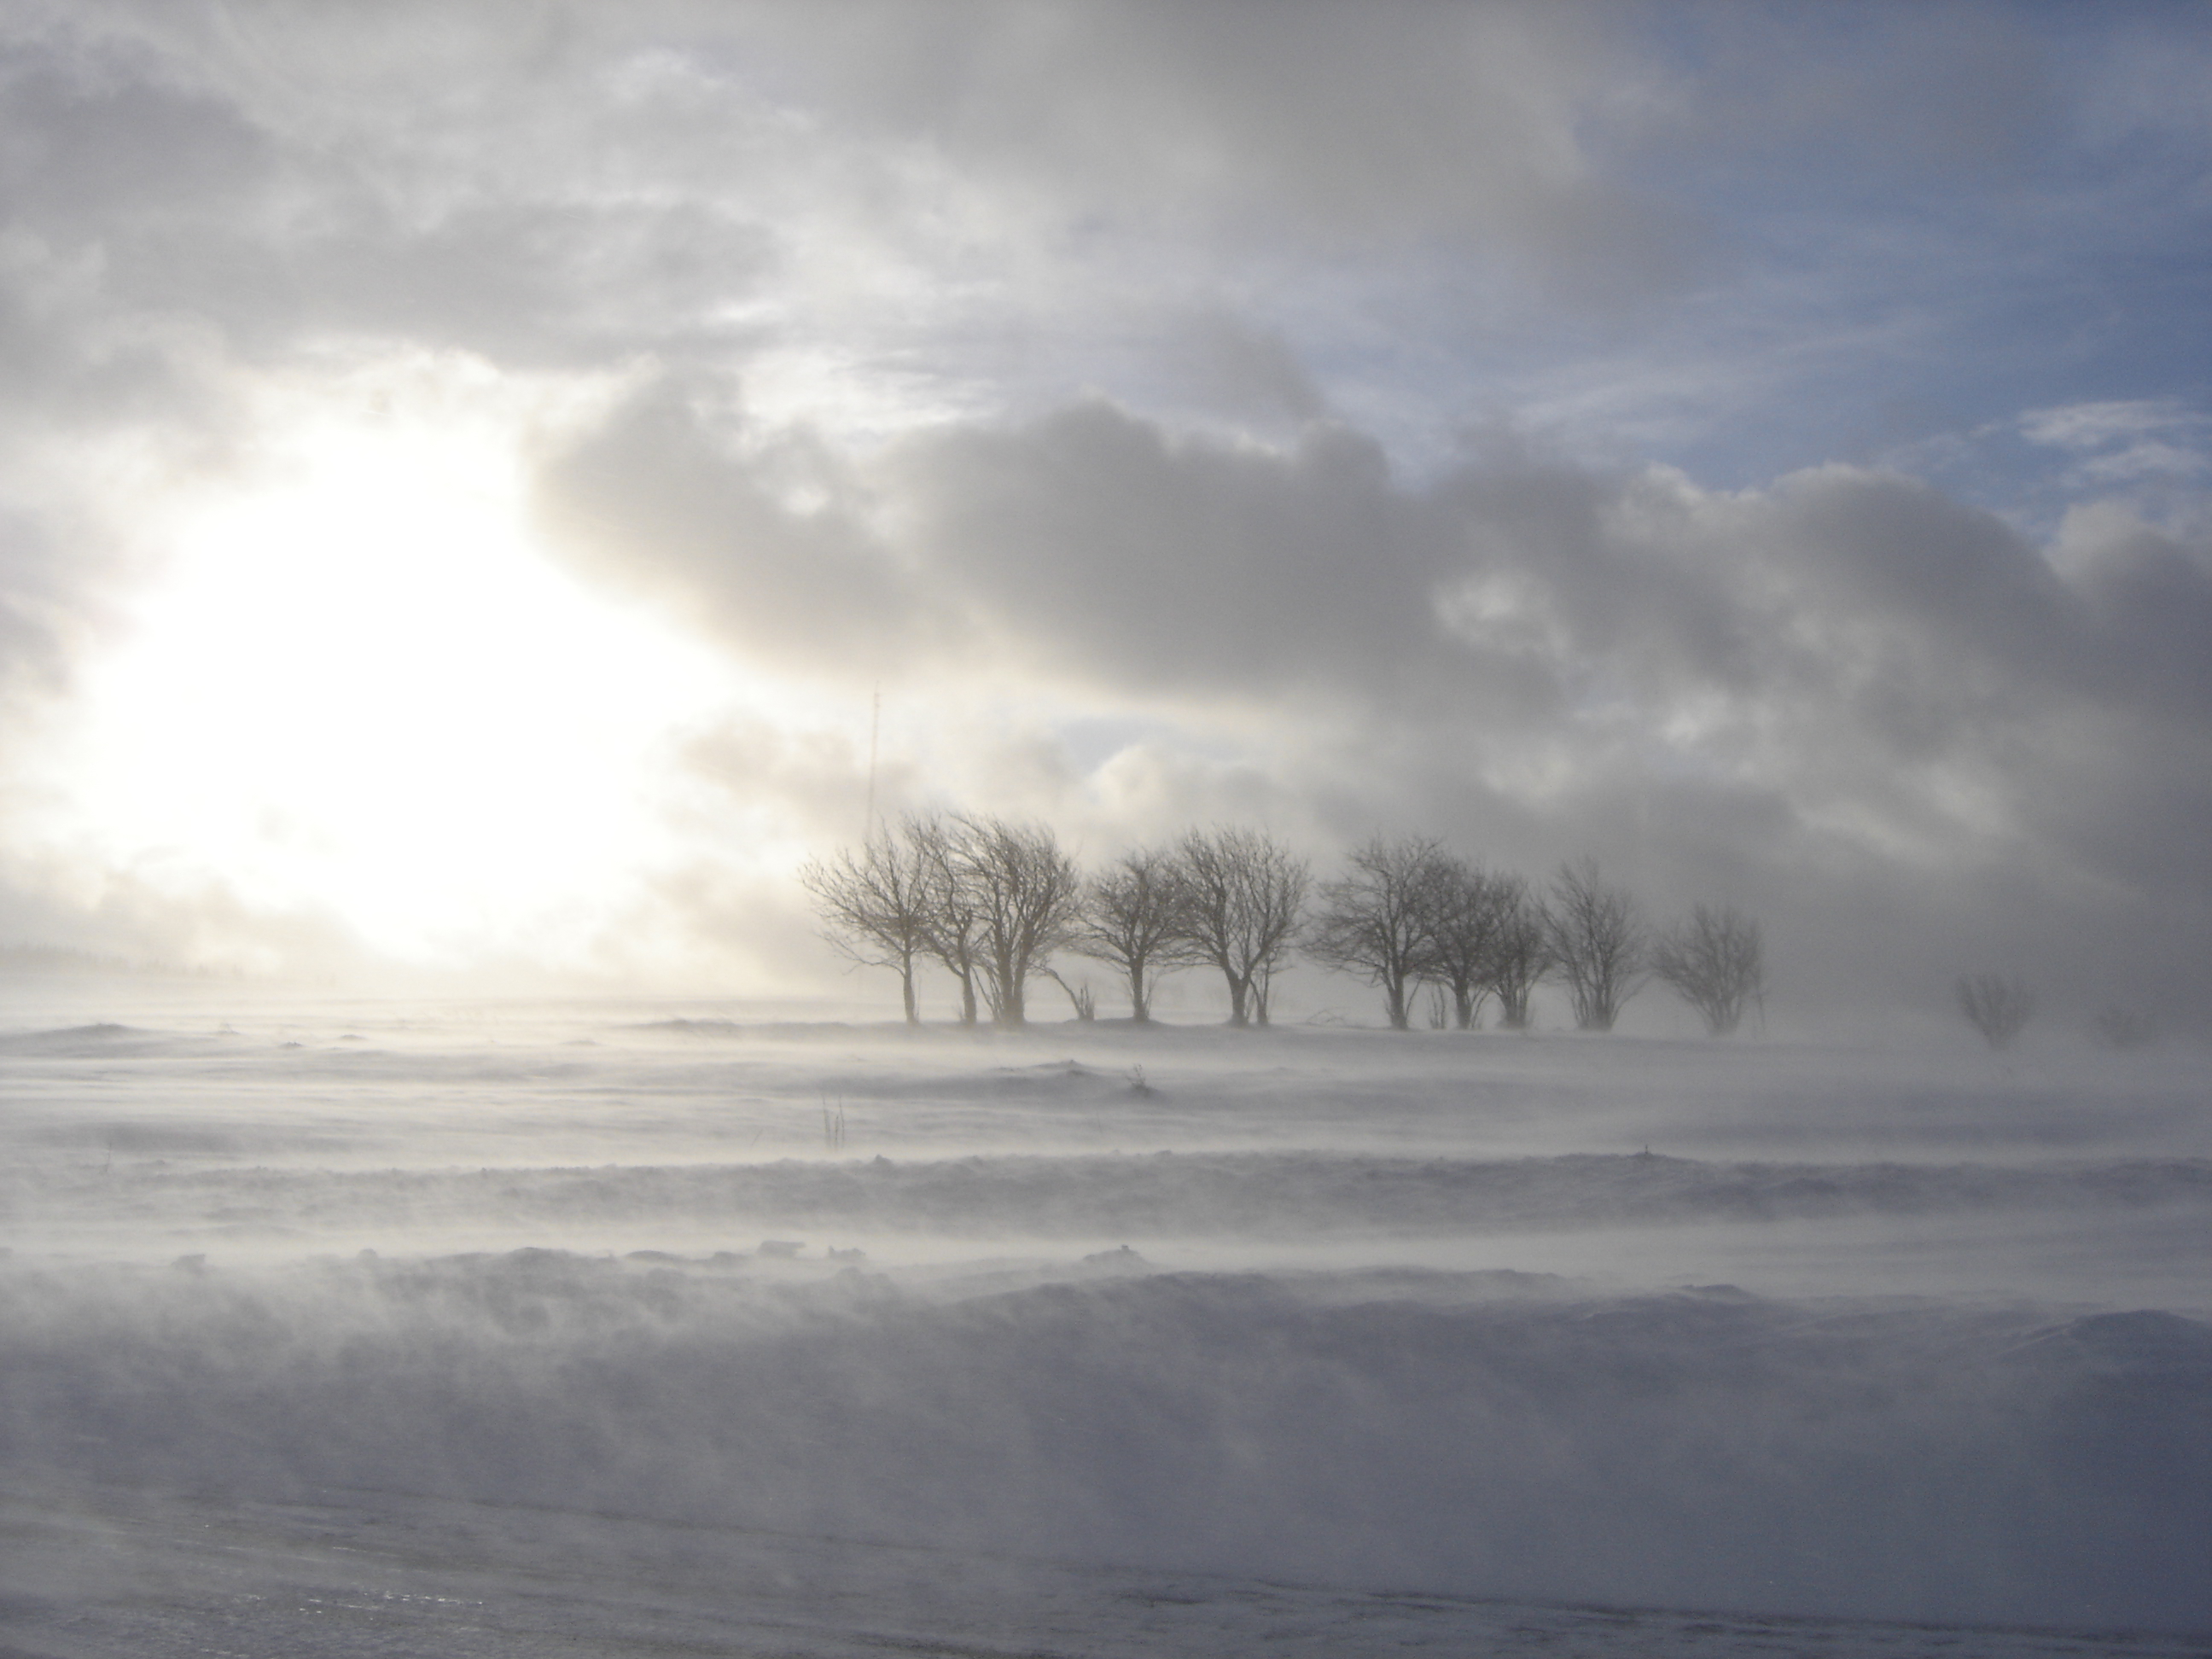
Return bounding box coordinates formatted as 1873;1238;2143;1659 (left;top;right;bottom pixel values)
1;3;2210;1652
3;985;2209;1650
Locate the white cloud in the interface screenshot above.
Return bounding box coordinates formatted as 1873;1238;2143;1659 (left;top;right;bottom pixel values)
527;378;2212;1014
0;2;2206;1018
2021;398;2207;453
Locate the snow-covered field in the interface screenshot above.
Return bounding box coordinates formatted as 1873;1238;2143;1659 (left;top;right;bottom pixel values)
3;982;2208;1656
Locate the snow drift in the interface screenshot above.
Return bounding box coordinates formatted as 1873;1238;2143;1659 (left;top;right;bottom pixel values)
4;995;2208;1642
3;1249;2205;1632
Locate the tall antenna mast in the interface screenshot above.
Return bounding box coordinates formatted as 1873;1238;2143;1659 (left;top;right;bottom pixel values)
863;684;882;841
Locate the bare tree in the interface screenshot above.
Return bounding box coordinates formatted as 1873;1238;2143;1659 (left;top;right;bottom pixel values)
934;813;1084;1029
1652;904;1765;1036
1074;846;1195;1023
800;833;934;1025
1487;876;1550;1030
1957;972;2034;1049
1420;856;1515;1029
1308;835;1448;1030
907;813;986;1025
1545;859;1648;1032
1170;827;1309;1027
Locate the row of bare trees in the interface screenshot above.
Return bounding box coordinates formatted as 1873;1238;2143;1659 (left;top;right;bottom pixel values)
797;814;1082;1028
803;818;1764;1035
1305;840;1764;1035
802;817;1307;1031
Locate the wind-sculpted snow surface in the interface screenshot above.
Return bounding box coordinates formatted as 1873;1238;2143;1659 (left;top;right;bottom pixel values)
3;1250;2208;1633
1;989;2208;1650
15;1149;2212;1247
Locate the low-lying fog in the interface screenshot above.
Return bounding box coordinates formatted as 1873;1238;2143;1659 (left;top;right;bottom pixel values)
3;981;2207;1652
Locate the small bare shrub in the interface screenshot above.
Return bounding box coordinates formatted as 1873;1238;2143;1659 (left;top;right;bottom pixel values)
1956;973;2034;1049
1046;969;1097;1022
2091;1006;2156;1050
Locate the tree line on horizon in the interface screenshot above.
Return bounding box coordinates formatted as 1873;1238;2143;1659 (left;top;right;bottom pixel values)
802;814;1765;1037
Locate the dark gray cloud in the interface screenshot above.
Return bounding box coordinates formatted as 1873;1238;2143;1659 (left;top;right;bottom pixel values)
538;378;2212;1020
729;3;1652;225
1159;311;1330;426
0;42;272;227
0;2;2203;1016
899;406;1458;694
543;382;2212;752
532;381;940;678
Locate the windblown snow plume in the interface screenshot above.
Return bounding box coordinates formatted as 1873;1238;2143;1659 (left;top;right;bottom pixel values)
4;1248;2208;1632
2;997;2209;1653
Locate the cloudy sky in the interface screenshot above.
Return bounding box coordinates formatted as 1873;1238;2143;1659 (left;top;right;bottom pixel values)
1;0;2207;1024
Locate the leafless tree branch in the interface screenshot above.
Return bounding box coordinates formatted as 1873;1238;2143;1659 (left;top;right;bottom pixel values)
1652;903;1765;1037
1545;859;1648;1033
1957;972;2034;1049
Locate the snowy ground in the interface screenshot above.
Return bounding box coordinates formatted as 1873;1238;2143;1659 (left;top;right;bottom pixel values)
2;981;2208;1656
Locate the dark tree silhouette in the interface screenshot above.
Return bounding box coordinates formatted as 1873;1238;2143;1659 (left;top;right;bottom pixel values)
1652;904;1765;1036
1487;876;1551;1030
2091;1005;2155;1049
1074;846;1195;1023
1420;855;1516;1029
1171;827;1308;1027
799;833;934;1024
1308;835;1448;1030
1545;859;1648;1032
908;813;986;1025
938;813;1084;1029
1956;972;2034;1049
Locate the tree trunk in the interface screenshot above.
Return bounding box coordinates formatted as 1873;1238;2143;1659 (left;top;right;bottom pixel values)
1384;975;1411;1029
1452;979;1480;1030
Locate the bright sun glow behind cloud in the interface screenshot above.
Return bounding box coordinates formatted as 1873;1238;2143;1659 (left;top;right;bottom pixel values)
38;400;736;968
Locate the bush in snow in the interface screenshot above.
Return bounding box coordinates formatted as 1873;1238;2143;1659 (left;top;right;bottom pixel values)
1956;973;2034;1049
